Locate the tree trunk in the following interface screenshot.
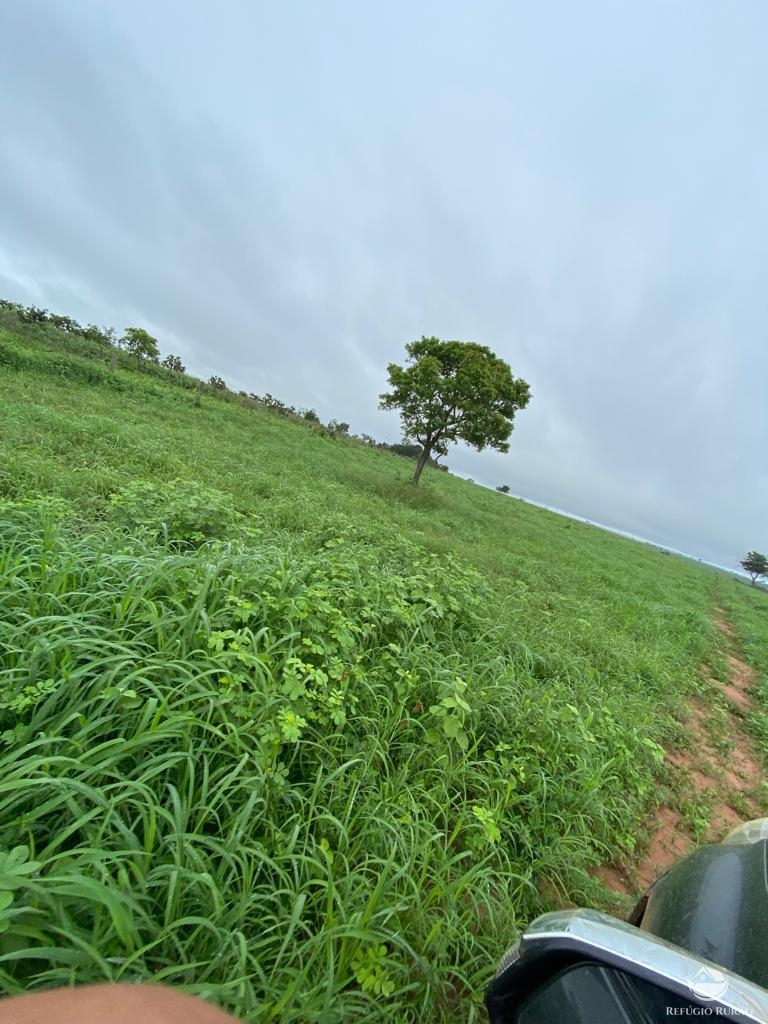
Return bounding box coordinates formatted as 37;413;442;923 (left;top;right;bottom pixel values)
411;444;432;485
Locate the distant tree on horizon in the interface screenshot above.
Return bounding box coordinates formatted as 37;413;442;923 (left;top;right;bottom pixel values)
121;327;160;364
496;484;511;494
327;419;350;437
49;313;81;334
388;443;422;460
162;354;186;373
379;336;531;485
18;305;49;324
2;299;118;348
385;442;448;472
740;551;768;586
82;324;116;346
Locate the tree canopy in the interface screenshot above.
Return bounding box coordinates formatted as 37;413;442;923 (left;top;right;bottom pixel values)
162;353;186;373
740;551;768;586
379;336;531;484
121;327;160;363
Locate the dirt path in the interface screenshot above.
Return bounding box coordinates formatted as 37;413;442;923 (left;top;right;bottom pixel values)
595;610;765;899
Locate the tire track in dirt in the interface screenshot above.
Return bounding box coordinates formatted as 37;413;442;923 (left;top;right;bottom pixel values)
595;609;765;898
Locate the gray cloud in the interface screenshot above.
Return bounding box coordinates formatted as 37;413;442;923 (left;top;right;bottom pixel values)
1;0;766;570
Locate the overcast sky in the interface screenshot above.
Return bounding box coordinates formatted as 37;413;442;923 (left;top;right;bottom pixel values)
2;1;766;570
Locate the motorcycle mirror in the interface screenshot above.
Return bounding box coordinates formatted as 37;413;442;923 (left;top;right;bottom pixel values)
486;909;768;1023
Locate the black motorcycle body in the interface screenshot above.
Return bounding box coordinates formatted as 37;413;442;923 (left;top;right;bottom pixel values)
486;819;768;1023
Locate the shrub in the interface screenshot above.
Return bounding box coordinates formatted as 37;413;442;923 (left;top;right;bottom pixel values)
162;354;186;373
108;479;242;547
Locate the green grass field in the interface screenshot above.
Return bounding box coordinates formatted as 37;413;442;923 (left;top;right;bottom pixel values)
1;315;767;1021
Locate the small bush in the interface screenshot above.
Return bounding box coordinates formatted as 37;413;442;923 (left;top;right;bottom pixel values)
108;479;242;547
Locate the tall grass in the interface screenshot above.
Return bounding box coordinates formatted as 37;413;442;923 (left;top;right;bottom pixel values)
0;323;747;1020
0;497;715;1020
715;580;768;757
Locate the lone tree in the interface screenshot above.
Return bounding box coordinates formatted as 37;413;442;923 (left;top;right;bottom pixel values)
121;327;160;364
379;336;531;485
740;551;768;586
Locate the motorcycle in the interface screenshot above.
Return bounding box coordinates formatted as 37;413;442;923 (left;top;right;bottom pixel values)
486;818;768;1022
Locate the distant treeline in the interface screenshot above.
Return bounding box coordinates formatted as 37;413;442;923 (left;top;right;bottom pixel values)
0;297;448;471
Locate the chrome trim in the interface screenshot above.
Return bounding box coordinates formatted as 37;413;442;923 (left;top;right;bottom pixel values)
723;818;768;845
495;938;522;977
517;909;768;1022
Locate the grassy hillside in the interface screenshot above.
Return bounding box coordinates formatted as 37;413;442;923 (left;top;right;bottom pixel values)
1;315;766;1022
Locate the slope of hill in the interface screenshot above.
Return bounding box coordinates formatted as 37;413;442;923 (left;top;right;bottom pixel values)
1;314;766;1022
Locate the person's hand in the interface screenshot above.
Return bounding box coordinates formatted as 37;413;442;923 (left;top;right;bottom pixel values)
0;983;243;1024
